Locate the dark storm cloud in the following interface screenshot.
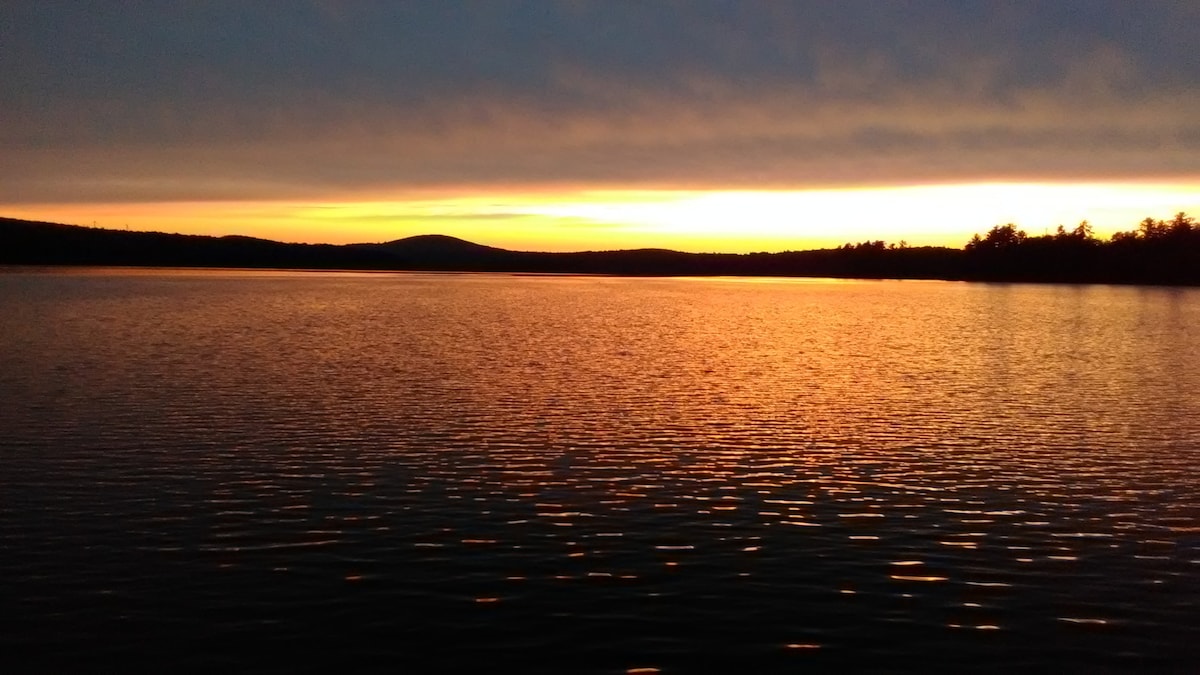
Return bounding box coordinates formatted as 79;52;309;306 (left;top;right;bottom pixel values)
2;0;1198;202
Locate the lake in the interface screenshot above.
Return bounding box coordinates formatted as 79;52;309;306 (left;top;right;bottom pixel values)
1;268;1197;672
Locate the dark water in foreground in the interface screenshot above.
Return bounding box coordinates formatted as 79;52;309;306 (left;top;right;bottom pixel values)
1;269;1198;672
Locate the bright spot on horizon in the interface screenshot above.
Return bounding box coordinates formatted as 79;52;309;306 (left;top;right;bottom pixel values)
5;181;1198;253
499;182;1200;250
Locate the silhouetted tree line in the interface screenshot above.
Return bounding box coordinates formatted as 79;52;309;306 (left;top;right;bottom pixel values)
958;212;1198;284
1;213;1197;285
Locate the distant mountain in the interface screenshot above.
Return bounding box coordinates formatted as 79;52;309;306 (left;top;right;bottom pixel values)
376;234;510;255
353;234;519;267
0;216;965;279
0;215;961;280
4;215;1197;284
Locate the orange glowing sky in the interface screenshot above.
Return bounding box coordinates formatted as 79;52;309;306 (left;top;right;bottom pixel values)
6;182;1200;253
3;2;1198;252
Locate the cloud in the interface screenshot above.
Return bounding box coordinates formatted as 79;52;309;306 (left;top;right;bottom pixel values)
2;0;1198;203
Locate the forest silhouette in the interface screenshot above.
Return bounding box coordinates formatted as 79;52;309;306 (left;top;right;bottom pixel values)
2;212;1197;285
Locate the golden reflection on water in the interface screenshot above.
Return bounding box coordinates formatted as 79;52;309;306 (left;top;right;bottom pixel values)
1;271;1199;669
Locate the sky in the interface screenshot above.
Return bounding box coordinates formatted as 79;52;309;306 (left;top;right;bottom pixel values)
2;0;1198;252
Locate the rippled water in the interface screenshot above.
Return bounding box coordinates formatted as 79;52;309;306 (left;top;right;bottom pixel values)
1;269;1198;672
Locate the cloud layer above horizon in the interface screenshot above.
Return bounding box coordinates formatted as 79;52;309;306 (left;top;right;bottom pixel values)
3;0;1198;204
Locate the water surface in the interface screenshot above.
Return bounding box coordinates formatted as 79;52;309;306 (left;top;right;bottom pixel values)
1;269;1197;671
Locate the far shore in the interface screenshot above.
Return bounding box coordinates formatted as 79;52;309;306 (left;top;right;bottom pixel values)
2;214;1198;286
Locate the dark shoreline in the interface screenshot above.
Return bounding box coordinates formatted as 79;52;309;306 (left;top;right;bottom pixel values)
3;214;1198;286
